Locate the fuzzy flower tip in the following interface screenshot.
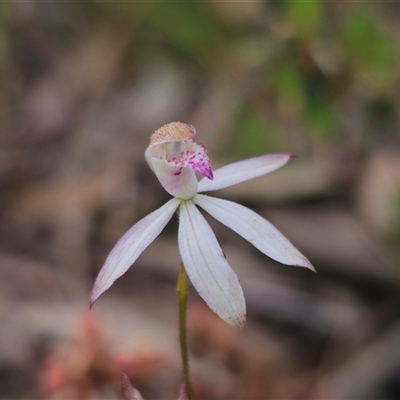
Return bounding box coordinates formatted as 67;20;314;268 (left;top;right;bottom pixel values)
91;122;315;329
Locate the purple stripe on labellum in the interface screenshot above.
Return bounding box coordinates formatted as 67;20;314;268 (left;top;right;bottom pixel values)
168;139;213;180
174;169;183;176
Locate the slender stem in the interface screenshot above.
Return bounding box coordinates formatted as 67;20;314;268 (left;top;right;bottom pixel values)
176;262;195;399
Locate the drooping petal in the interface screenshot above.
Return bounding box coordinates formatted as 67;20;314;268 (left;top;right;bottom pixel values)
178;381;189;400
178;200;246;329
91;198;181;306
197;154;292;192
121;372;145;400
194;194;315;271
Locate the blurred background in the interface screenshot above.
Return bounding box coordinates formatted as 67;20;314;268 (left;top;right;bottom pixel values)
1;1;400;399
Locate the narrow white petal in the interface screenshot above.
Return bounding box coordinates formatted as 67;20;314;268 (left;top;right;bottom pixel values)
178;200;246;329
197;154;292;192
91;198;181;305
195;194;315;271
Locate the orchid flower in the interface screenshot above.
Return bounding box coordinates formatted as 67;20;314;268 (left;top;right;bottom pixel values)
91;122;314;329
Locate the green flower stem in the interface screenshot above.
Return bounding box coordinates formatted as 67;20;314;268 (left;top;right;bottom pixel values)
176;262;195;399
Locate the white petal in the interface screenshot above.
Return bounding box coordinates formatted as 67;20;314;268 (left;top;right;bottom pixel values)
197;154;292;192
178;200;246;329
194;194;315;271
91;198;181;305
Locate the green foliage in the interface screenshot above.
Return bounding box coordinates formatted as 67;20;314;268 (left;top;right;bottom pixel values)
274;62;306;116
0;3;11;29
3;1;400;157
230;102;284;158
307;100;336;142
286;0;323;38
342;11;398;90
